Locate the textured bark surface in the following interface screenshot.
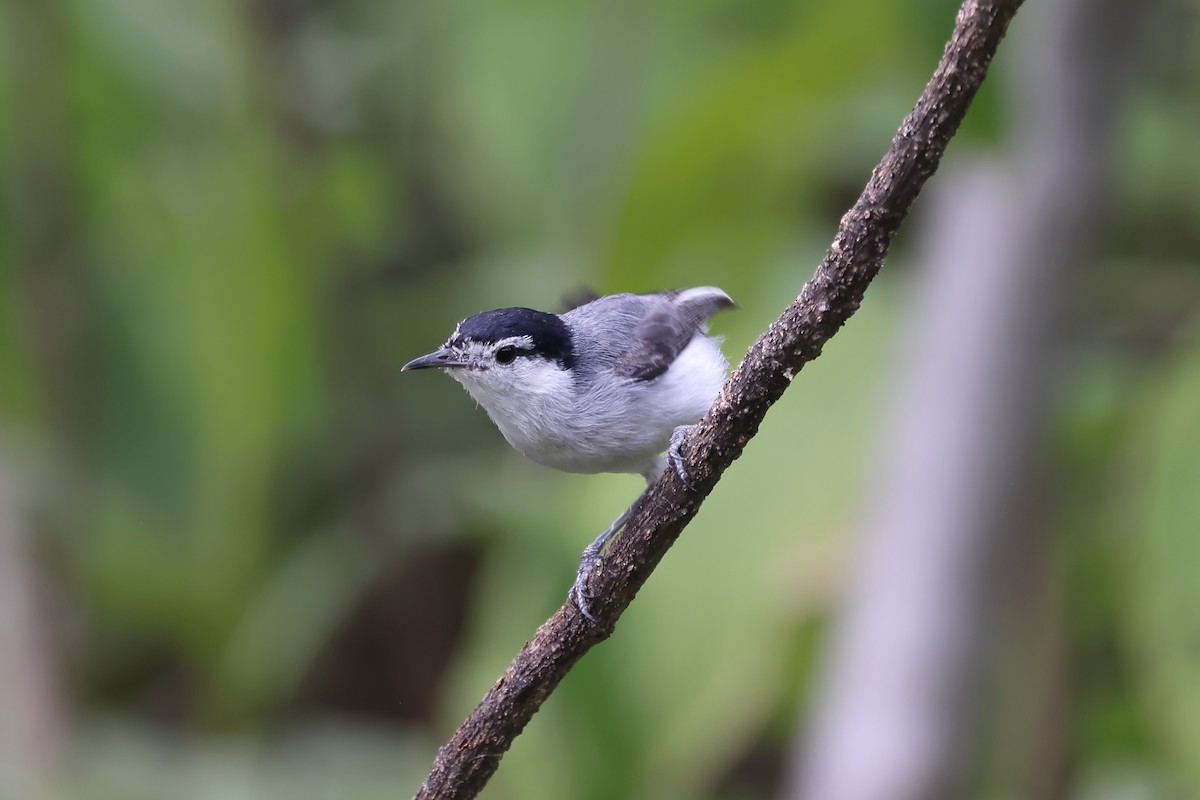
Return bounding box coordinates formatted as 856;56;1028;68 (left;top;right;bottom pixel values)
412;1;1026;797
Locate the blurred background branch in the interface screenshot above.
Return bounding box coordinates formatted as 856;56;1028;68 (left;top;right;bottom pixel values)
786;0;1150;798
0;453;64;799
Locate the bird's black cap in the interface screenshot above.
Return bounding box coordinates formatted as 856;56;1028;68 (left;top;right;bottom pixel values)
452;307;576;369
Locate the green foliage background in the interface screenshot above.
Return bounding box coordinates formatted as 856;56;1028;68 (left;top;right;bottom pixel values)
1;0;1198;798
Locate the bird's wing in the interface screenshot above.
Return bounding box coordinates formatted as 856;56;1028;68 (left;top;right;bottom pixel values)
613;286;735;381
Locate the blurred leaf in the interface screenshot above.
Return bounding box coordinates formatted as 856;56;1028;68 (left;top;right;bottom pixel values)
67;719;433;800
1122;329;1200;793
604;0;910;293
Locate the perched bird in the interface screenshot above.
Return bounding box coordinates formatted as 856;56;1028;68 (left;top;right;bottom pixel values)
403;287;735;619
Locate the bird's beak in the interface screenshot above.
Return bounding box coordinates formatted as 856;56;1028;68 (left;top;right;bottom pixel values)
402;348;467;372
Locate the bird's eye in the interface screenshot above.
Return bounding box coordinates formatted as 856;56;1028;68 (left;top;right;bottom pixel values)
495;346;518;364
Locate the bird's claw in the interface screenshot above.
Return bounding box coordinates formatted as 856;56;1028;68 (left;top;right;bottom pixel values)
568;542;603;622
568;579;596;622
668;424;696;490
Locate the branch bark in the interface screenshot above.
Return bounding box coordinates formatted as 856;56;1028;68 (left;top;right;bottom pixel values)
413;1;1025;797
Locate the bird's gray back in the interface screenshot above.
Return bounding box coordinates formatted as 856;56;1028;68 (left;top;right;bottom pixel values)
562;293;659;375
564;287;732;382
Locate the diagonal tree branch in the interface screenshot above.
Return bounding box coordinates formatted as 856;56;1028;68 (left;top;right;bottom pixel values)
412;1;1025;797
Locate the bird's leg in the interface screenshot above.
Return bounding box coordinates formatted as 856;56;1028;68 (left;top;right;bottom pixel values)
569;466;661;622
569;501;636;621
668;424;697;489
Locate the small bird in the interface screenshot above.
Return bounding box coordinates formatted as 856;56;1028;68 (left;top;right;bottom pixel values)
403;287;735;620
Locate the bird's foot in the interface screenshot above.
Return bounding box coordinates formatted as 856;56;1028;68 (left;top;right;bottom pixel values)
668;424;697;489
567;546;602;622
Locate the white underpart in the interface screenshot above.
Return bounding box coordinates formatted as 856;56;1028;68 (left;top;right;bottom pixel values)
447;334;727;478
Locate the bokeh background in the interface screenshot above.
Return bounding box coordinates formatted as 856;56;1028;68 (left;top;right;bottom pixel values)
2;0;1199;798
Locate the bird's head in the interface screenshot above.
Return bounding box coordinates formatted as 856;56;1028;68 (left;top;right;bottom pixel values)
403;307;577;405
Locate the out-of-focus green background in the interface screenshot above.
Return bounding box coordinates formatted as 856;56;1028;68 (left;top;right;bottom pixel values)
2;0;1199;798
